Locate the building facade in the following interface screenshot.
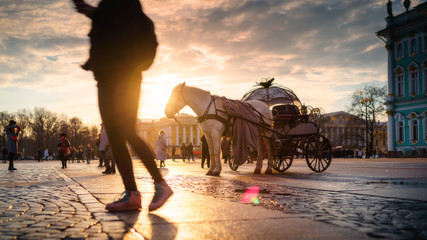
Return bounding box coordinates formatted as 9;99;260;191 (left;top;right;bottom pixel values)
135;114;201;156
377;1;427;156
321;111;387;153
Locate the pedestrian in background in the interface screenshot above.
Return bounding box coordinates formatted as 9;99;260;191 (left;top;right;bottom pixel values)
221;136;230;164
57;133;71;169
37;148;42;162
99;124;115;174
171;145;176;161
187;142;194;161
78;146;83;162
96;134;104;167
1;146;7;163
44;148;49;160
201;135;210;168
73;0;173;212
4;120;20;170
156;130;167;168
180;143;187;162
85;144;92;164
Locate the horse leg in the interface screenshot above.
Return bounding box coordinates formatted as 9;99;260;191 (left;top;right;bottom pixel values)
205;134;221;176
205;136;215;175
265;137;273;174
211;133;222;176
254;136;263;174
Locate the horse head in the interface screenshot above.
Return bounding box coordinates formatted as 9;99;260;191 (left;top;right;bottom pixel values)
165;82;187;118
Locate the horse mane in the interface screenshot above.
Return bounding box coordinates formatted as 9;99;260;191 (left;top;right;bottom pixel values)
184;84;211;96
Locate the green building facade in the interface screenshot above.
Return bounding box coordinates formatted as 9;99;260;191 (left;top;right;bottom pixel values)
377;1;427;156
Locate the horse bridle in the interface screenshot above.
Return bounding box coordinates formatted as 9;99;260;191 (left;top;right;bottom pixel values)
167;84;218;126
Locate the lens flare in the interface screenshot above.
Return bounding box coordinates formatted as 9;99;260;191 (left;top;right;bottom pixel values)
241;185;260;204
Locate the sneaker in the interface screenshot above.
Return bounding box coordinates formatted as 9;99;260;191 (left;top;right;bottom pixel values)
105;191;141;212
149;181;173;212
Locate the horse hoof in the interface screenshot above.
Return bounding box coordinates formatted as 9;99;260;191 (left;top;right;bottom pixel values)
265;169;273;174
211;172;220;176
254;169;261;174
206;171;213;176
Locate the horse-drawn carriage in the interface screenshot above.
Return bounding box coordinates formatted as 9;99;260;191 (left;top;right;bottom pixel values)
229;78;332;173
165;78;332;176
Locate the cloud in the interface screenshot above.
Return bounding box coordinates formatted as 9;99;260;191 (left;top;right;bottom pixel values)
1;0;418;123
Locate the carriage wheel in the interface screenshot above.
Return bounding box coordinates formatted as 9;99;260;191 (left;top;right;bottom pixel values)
305;135;332;172
273;154;293;172
228;155;238;171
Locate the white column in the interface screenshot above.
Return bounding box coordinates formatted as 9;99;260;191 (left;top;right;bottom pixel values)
190;126;193;144
168;125;172;145
183;126;186;143
196;127;200;146
176;125;180;145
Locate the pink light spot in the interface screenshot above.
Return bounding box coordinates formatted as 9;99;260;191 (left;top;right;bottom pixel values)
241;185;260;204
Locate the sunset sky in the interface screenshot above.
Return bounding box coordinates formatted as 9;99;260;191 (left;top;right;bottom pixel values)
0;0;421;124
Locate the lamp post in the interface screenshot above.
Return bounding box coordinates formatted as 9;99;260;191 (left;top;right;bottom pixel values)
360;98;373;158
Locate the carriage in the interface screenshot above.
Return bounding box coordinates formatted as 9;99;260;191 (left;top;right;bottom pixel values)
228;78;332;173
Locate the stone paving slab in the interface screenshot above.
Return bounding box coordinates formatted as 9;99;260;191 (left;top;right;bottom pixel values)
67;164;369;240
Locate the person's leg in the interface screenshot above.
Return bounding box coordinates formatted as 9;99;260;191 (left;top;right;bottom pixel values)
201;152;205;168
98;85;139;192
8;153;15;170
207;154;210;168
98;69;164;188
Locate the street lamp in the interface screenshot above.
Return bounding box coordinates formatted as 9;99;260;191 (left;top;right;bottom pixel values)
360;98;373;158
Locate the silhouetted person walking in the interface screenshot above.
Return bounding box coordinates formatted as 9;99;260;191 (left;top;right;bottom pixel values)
57;133;71;169
1;146;7;163
201;135;210;168
4;120;20;170
73;0;172;212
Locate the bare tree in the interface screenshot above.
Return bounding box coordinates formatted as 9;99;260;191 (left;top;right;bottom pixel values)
0;111;14;147
347;84;386;157
15;109;33;156
31;107;60;152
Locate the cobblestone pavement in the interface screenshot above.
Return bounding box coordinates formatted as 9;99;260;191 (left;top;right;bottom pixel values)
0;161;125;240
2;160;427;239
137;173;427;240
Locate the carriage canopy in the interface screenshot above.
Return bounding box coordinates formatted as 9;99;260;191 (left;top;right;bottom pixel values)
241;78;302;108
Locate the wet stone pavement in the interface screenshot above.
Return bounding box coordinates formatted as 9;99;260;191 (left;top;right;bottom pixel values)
0;162;111;240
138;174;427;240
1;160;427;239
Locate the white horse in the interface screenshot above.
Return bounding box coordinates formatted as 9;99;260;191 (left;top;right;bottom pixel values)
165;83;273;176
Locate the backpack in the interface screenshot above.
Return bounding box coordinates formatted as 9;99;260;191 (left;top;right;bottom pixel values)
135;12;158;71
60;140;69;152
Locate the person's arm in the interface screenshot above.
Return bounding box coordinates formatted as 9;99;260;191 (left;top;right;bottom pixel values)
73;0;96;18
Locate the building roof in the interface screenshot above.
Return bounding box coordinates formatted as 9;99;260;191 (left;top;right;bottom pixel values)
377;2;427;38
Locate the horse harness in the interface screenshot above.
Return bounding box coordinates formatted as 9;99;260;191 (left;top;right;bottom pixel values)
196;96;271;138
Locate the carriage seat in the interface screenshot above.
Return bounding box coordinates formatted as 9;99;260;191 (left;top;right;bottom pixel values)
272;105;309;124
272;105;300;119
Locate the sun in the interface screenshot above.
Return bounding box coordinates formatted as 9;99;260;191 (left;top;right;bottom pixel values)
138;75;187;119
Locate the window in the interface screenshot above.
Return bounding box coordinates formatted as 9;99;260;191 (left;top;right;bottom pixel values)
409;68;418;96
424;65;427;94
396;43;403;58
397;121;404;142
410;38;417;55
424;118;427;140
396;72;404;97
410;120;419;141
